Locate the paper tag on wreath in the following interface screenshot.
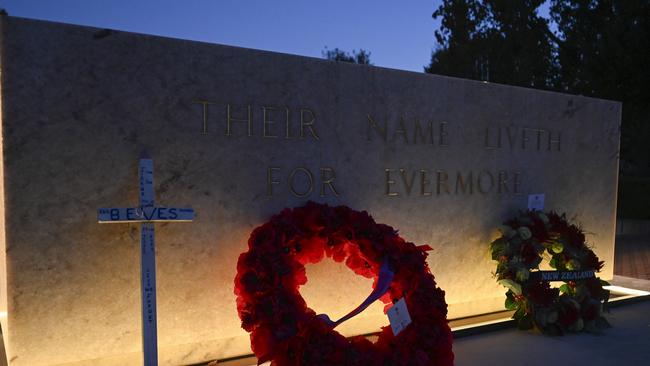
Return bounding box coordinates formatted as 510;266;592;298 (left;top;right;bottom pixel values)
387;297;412;336
527;193;545;211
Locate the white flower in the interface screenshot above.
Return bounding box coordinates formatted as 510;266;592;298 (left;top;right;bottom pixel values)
518;227;532;240
537;212;549;224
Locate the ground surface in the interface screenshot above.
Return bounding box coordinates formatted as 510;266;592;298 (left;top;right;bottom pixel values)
453;299;650;366
614;234;650;280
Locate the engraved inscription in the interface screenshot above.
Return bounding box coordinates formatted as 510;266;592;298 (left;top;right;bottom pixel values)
367;114;449;146
191;101;544;199
191;100;217;135
193;101;318;140
267;166;339;197
484;124;562;152
385;168;522;196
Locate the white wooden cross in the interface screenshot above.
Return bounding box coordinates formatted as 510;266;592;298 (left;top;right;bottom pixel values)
97;156;194;366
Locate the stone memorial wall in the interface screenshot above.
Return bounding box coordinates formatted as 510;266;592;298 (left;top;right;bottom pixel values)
0;17;620;365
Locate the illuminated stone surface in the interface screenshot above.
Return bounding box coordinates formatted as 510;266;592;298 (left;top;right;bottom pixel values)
0;16;620;365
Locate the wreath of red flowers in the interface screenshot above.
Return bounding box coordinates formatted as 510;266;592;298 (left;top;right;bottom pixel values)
490;210;610;335
234;202;453;365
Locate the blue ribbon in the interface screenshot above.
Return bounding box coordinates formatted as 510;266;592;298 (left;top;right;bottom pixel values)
317;260;394;329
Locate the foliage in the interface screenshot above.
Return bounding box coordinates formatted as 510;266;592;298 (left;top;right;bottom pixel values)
490;210;610;335
550;0;650;175
322;47;373;65
425;0;486;79
426;0;555;89
428;0;650;176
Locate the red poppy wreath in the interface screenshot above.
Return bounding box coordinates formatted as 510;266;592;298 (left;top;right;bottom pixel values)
234;202;453;366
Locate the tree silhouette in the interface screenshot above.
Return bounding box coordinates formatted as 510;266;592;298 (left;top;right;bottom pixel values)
428;0;650;217
322;48;372;65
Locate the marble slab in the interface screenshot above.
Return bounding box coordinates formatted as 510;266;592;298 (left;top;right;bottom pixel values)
0;16;620;365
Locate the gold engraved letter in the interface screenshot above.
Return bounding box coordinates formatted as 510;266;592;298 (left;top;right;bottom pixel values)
227;104;253;136
521;128;531;150
505;125;517;149
289;167;314;197
300;108;320;140
436;170;450;195
285;107;292;139
320;167;340;197
513;171;522;194
267;167;280;196
548;131;561;151
367;114;387;142
478;171;495;194
192;100;217;135
399;168;416;195
498;171;509;193
439;122;449;147
413;119;433;144
262;106;278;138
420;170;432;196
455;171;474;194
394;117;409;144
484;126;501;150
533;128;546;150
385;169;398;196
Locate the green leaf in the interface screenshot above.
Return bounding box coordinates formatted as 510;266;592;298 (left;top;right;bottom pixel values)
549;257;557;269
498;279;522;295
566;259;580;270
513;306;526;321
559;284;570;294
551;241;564;254
505;297;518;310
490;238;507;260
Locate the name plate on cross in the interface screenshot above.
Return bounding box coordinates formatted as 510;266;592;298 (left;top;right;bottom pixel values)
97;156;194;366
98;207;194;222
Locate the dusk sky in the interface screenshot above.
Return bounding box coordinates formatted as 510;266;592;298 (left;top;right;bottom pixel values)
1;1;553;73
1;0;447;72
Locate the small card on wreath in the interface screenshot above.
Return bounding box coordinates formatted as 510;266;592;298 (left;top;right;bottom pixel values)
388;297;412;336
527;193;545;211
